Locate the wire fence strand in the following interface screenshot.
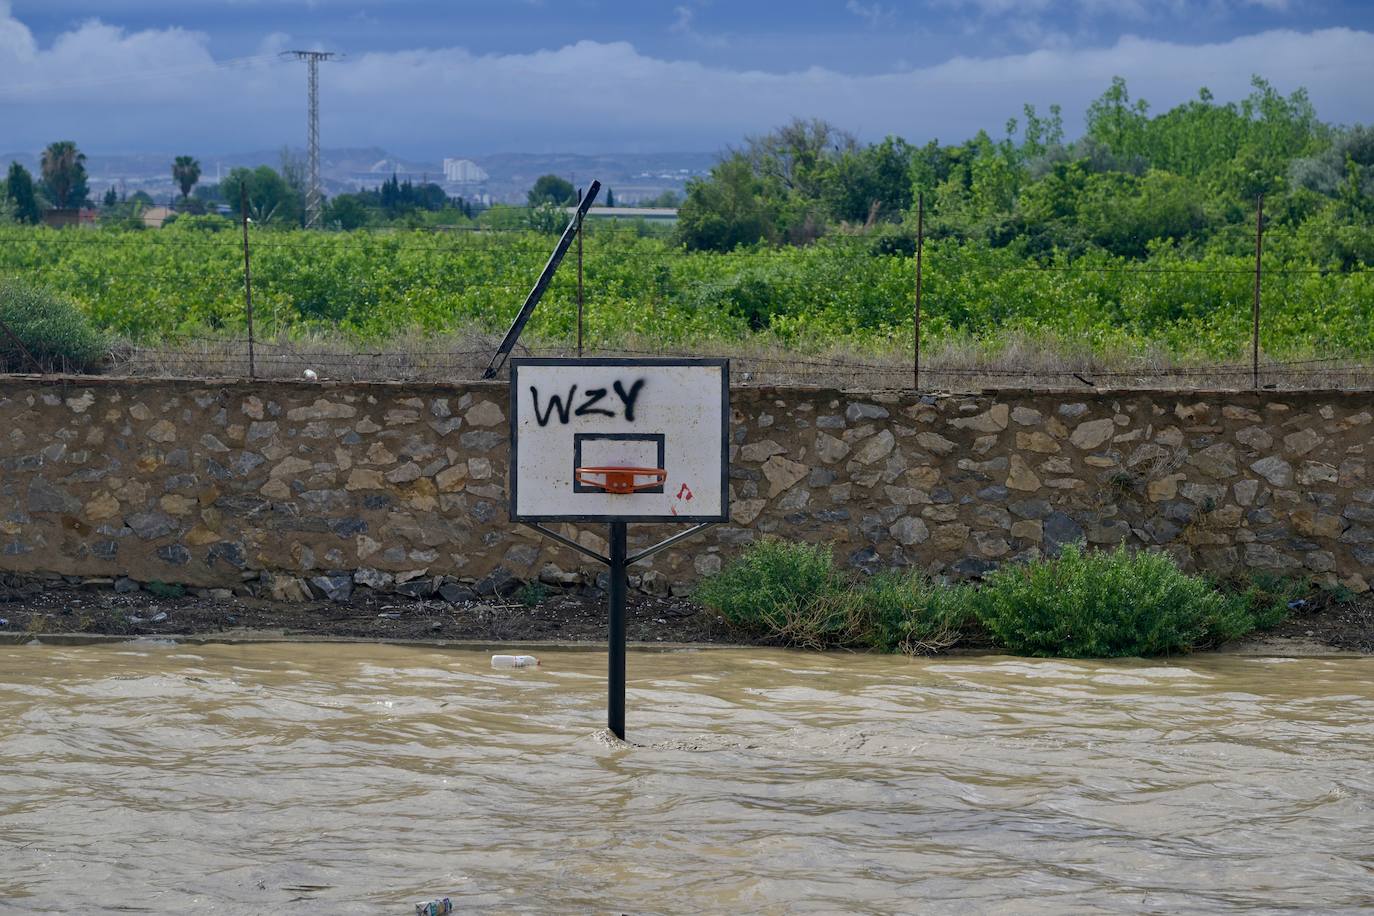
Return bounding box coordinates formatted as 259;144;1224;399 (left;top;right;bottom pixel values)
3;214;1373;391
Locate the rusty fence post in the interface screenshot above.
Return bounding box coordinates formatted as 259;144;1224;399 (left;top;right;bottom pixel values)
914;191;924;391
240;184;256;379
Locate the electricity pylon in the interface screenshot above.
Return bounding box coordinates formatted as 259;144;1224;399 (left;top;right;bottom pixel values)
283;50;338;228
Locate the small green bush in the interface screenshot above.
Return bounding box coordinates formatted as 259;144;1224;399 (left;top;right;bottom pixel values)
145;581;184;599
857;571;976;654
699;539;1290;658
972;544;1285;658
696;539;971;653
0;279;107;372
696;538;843;642
1219;573;1303;640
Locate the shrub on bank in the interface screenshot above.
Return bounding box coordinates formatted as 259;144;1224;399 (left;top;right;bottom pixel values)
0;279;107;372
698;539;1289;658
852;571;975;654
973;544;1290;658
697;538;972;654
695;538;844;644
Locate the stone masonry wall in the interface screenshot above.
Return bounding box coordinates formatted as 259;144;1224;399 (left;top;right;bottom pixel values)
1;377;1371;601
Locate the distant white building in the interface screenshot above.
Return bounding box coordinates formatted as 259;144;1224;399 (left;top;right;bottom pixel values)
443;158;489;183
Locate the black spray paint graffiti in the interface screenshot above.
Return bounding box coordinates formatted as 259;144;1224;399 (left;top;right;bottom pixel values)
530;379;646;427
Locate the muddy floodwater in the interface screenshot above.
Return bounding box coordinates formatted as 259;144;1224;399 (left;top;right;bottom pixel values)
1;643;1372;914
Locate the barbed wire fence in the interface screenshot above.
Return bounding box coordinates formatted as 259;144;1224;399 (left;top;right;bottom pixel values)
0;197;1371;390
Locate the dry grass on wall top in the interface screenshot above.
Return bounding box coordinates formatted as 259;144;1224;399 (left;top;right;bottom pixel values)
95;326;1374;390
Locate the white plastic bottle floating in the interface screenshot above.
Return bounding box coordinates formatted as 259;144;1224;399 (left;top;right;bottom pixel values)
491;654;540;669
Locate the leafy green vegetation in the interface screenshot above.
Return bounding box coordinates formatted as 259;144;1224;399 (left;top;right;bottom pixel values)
695;539;843;640
144;581;186;599
38;141;91;210
1;221;1370;361
3;162;41;224
0;279;107;372
517;581;549;607
698;539;1292;658
527;174;576;207
974;545;1290;658
1;77;1370;364
172;156;202;203
696;538;972;654
677;77;1368;263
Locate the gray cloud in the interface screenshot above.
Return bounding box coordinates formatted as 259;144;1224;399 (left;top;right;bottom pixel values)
0;2;1369;156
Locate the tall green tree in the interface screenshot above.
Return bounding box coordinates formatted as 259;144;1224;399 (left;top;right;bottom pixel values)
676;154;777;251
1085;77;1150;159
278;148;308;226
39;141;90;209
822;136;915;224
172;156;202;201
4;162;41;224
324;194;370;230
746;118;856;199
527;174;575;207
220;166;295;224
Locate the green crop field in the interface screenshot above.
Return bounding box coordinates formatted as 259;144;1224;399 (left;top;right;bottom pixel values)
1;223;1371;365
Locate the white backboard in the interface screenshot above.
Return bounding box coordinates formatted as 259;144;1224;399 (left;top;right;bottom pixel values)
509;358;729;522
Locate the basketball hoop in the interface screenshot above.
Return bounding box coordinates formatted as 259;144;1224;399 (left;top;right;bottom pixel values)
574;466;668;495
509;357;729;740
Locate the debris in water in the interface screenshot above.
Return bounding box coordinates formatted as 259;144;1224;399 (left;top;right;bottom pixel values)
415;897;453;915
491;654;540;668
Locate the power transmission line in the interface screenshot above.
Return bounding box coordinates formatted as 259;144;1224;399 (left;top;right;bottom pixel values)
282;50;339;229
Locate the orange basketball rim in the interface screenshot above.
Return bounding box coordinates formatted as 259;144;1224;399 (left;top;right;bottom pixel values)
574;466;669;495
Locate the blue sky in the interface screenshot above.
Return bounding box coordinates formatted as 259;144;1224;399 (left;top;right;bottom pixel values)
2;1;1373;157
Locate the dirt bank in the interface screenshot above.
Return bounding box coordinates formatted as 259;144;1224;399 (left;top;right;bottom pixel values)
1257;590;1374;654
1;577;1370;655
0;577;745;645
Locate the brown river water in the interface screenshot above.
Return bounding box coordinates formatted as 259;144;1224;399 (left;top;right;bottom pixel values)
1;641;1372;914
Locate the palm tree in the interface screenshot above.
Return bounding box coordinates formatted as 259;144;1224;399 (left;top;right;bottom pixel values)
40;141;87;209
172;156;201;202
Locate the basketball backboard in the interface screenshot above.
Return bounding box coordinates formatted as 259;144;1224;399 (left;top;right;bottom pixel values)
509;357;729;523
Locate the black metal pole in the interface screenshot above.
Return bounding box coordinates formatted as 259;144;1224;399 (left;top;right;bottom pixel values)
577;187;584;358
608;521;627;740
1252;193;1263;390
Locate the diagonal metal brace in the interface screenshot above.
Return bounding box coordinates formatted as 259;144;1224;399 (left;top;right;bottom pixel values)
627;523;715;566
520;521;717;568
520;522;610;566
482;179;601;380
